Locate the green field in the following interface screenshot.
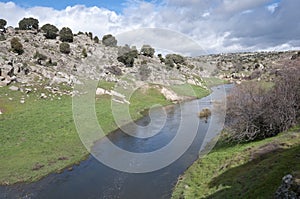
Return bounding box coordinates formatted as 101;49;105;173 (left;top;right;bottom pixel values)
172;126;300;199
0;82;207;185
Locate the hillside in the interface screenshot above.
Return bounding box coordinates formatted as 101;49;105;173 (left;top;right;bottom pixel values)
172;126;300;199
1;23;300;188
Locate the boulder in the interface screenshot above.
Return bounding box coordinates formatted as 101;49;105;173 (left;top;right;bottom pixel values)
9;86;19;91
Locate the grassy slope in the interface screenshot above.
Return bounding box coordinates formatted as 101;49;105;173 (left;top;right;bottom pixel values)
172;126;300;199
0;82;207;185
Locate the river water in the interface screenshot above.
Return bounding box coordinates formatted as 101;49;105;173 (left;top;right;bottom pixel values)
0;85;231;199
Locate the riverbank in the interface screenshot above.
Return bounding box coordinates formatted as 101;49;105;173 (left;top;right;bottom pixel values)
172;125;300;198
0;81;210;185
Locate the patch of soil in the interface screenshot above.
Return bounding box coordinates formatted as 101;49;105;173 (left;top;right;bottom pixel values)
250;143;283;160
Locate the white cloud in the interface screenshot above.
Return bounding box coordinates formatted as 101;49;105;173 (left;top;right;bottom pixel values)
267;3;279;13
0;0;300;55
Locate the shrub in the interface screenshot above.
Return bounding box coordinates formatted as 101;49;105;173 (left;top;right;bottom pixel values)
88;32;93;40
117;45;138;67
226;67;300;143
158;54;165;63
82;48;87;58
59;27;73;42
18;17;39;30
11;37;24;55
94;36;99;43
41;24;59;39
59;42;71;54
140;44;155;58
0;33;5;41
199;108;211;122
0;19;7;29
102;34;117;47
165;54;185;68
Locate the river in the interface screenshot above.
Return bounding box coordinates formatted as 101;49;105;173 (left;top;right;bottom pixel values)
0;84;232;199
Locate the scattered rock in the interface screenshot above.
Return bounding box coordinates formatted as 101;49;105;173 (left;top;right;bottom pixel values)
96;87;107;95
275;174;299;199
25;88;32;93
9;86;19;91
40;93;47;99
161;87;182;102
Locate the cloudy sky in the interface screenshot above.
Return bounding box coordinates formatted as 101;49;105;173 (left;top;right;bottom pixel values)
0;0;299;55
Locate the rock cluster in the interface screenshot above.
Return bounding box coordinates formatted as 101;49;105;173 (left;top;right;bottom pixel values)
275;174;300;199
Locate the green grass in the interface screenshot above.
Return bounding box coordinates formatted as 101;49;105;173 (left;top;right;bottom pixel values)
0;83;171;185
170;84;210;99
203;77;229;88
172;126;300;199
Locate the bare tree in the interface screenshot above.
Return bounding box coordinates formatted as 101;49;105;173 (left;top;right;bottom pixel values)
226;65;300;142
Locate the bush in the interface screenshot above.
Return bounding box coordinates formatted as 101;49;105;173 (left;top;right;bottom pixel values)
140;44;155;58
0;33;5;41
59;27;73;42
0;19;7;29
41;24;59;39
88;32;93;40
59;42;71;54
94;36;99;43
117;45;138;67
158;54;165;63
226;67;300;143
11;37;24;55
82;48;87;58
165;54;185;68
199;108;211;122
18;17;39;30
102;34;117;47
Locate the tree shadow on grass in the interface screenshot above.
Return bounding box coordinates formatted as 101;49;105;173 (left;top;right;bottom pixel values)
205;145;300;199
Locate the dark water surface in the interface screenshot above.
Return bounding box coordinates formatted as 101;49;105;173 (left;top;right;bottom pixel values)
0;85;232;199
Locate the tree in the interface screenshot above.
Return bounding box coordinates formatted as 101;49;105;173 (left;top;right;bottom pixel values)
11;37;24;55
18;17;39;30
0;19;7;29
59;42;71;54
41;24;59;39
59;27;73;42
226;66;300;143
102;34;117;47
140;44;155;58
117;45;138;67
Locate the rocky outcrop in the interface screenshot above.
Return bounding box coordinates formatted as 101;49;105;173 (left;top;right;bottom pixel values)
275;174;300;199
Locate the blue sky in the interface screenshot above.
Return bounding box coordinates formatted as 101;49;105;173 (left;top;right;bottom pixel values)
0;0;299;53
0;0;160;13
1;0;127;12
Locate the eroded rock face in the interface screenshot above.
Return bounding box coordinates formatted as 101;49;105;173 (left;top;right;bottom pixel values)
0;27;298;95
